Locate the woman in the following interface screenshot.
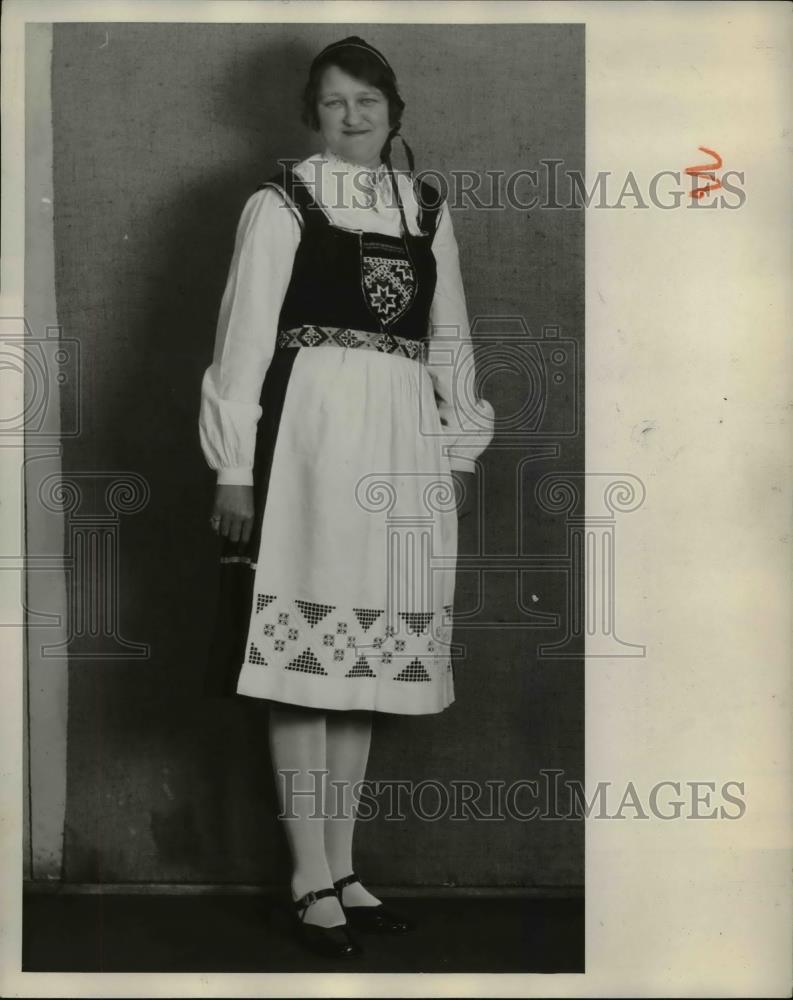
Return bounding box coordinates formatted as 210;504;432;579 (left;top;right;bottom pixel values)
199;36;495;959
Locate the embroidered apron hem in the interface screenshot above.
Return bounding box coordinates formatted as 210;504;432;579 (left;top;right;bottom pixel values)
235;664;455;715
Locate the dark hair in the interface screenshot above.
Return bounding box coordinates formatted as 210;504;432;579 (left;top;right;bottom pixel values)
301;39;405;143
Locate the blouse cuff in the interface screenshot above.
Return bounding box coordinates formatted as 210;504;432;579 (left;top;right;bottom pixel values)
199;366;263;483
216;466;254;487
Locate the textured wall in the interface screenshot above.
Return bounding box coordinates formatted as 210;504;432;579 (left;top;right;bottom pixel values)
52;22;584;887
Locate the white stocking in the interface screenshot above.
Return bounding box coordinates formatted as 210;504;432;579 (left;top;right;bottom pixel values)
324;709;381;907
267;701;345;927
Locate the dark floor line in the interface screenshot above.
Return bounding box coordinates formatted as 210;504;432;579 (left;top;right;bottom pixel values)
24;880;584;899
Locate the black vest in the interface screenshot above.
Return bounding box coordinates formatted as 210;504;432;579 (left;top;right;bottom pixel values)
257;167;444;341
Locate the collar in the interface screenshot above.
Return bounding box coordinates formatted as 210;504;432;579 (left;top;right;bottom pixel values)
321;148;390;183
296;151;421;229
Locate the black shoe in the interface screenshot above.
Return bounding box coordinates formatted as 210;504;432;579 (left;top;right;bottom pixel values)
333;872;416;933
292;887;362;958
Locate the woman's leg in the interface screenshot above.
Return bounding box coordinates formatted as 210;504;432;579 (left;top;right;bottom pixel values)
267;701;346;928
324;709;382;907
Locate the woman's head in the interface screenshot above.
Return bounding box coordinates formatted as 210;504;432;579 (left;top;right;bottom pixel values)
301;37;405;168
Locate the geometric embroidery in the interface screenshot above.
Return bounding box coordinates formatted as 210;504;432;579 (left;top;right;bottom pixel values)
248;642;267;666
295;600;336;628
285;648;327;675
256;593;277;613
346;655;376;678
277;327;426;363
321;629;357;652
353;608;384;632
393;658;431;683
362;256;415;325
244;594;455;695
399;612;434;635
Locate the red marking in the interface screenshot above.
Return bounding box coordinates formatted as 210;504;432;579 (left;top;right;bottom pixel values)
685;146;723;199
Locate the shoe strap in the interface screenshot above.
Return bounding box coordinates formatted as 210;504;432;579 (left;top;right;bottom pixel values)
332;872;360;893
294;886;338;920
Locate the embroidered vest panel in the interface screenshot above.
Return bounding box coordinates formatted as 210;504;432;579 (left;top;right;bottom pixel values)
256;169;443;342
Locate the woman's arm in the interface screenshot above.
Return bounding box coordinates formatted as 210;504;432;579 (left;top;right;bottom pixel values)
199;186;301;486
425;200;495;473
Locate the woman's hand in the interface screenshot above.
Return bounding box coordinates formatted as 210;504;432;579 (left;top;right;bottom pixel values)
211;484;254;544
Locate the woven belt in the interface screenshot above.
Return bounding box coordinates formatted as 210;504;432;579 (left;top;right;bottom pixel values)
276;325;427;363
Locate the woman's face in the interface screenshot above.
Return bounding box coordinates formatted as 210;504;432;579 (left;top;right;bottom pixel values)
315;64;391;168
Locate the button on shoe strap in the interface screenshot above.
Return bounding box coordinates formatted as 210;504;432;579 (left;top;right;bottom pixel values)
294;886;339;920
332;872;361;893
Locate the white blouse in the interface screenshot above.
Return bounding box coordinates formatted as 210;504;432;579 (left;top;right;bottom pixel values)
199;150;495;485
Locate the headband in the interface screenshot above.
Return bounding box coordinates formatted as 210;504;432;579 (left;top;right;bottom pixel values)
311;36;394;73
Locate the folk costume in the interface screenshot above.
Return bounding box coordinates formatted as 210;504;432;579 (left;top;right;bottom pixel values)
199;148;495;714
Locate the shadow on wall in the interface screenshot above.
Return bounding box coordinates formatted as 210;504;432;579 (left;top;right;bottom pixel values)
63;37;327;884
102;36;322;693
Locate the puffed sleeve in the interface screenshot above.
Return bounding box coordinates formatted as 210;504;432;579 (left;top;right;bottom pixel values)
199;187;301;485
425;200;495;473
